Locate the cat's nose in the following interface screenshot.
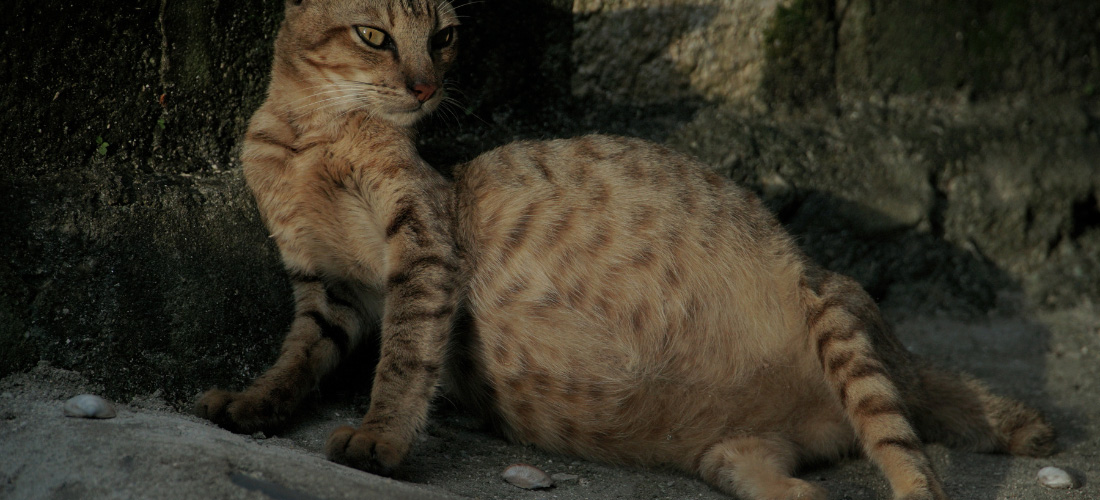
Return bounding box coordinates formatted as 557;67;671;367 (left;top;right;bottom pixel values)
410;82;437;103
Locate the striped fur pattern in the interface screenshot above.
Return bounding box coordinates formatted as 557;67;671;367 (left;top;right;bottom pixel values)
196;0;1055;498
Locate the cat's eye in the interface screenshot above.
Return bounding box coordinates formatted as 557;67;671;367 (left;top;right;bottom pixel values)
431;26;456;51
356;26;389;49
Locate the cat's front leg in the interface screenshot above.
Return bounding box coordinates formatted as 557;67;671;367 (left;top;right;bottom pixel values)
325;194;460;474
196;274;369;433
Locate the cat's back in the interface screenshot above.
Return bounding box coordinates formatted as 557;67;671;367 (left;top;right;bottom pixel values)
455;134;786;256
454;134;803;307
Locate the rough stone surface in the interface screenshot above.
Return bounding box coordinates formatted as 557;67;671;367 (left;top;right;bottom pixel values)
573;0;782;108
552;472;581;483
836;0;1100;98
1;366;457;500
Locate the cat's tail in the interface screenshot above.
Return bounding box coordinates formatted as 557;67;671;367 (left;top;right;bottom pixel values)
800;266;947;499
906;364;1056;457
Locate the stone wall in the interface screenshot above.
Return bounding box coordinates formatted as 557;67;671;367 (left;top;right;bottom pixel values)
573;0;1100;105
572;0;782;107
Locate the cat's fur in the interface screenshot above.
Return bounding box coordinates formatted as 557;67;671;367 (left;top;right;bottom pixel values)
196;1;1055;499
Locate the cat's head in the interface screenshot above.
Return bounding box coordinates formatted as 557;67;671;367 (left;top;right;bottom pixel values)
273;0;459;127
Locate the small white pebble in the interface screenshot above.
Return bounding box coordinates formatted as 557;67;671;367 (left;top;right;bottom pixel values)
63;394;117;419
1037;466;1077;489
502;464;553;490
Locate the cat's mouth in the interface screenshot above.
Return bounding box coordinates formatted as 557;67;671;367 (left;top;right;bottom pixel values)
382;102;434;127
381;96;440;126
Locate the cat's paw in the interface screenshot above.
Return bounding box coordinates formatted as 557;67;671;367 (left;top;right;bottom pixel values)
325;425;408;476
1007;415;1056;458
195;388;280;434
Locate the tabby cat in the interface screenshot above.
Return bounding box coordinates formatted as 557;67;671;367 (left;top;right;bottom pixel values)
196;1;1055;499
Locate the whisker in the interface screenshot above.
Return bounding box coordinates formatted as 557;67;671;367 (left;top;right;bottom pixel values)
284;88;359;108
448;0;484;12
442;83;468;97
282;82;371;107
289;83;406;117
333;102;360;121
432;99;460;128
290;92;351;112
286;78;361;95
350;98;380;124
292;94;361;117
442;90;490;126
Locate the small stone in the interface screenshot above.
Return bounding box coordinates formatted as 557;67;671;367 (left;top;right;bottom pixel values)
1037;466;1077;489
551;473;579;483
63;394;117;419
502;464;553;490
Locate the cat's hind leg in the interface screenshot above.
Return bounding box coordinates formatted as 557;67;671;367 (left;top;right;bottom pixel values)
698;435;826;500
196;275;371;433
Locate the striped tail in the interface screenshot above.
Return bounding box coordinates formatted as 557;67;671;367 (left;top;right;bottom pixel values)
801;266;946;500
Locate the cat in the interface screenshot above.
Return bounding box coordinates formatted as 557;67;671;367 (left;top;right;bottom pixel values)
196;1;1055;499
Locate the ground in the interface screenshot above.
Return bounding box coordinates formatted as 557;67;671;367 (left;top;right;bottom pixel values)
3;302;1097;500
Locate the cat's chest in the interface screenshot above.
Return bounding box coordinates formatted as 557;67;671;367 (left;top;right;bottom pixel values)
274;153;389;283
